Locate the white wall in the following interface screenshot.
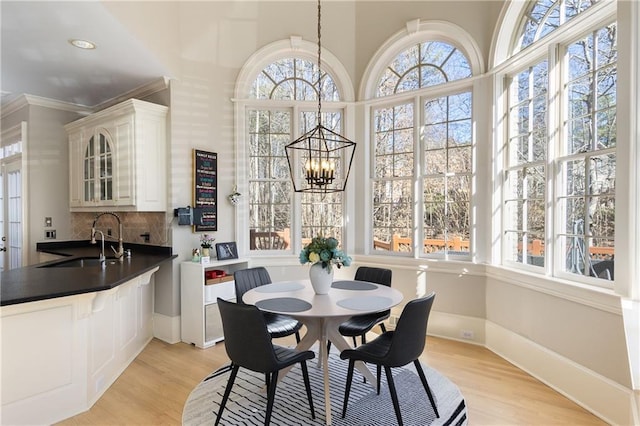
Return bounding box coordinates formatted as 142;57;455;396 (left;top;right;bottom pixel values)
1;99;84;265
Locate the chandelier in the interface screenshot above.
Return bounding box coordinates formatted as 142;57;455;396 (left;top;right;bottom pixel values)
285;0;356;193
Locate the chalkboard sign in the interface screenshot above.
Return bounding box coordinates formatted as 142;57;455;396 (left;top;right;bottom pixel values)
193;149;217;231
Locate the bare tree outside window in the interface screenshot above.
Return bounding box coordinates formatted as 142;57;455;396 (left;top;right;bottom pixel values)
518;0;600;51
505;61;548;267
559;24;616;280
505;0;616;284
372;40;473;257
248;57;345;251
423;92;472;256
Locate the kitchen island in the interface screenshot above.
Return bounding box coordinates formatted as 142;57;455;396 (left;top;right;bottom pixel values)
1;241;176;425
2;240;175;306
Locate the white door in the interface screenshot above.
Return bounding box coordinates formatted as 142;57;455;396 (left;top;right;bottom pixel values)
1;123;25;271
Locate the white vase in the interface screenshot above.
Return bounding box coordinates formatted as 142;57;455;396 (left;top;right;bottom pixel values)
309;262;333;294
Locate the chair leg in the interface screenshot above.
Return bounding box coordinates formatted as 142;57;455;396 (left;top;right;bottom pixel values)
385;366;403;426
341;359;356;418
295;331;301;343
264;371;279;426
379;323;387;333
351;336;358;347
300;360;315;419
360;332;368;383
327;340;332;355
376;364;382;395
413;360;439;418
215;364;239;426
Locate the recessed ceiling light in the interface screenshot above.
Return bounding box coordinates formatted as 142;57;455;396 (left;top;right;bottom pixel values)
69;39;96;50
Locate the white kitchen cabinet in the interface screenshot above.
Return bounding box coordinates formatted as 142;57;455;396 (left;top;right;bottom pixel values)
65;99;168;212
180;259;249;348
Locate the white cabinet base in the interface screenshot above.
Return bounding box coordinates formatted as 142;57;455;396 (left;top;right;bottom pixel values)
0;268;158;425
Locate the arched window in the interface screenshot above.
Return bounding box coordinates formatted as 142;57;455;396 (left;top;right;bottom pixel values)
498;0;616;286
236;38;353;253
365;21;480;259
517;0;601;50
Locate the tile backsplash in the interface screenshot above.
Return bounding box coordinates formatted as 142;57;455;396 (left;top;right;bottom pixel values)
71;212;170;246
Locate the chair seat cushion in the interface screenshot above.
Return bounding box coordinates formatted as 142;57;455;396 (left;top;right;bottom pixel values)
264;312;303;338
340;332;394;364
273;345;314;368
338;310;390;336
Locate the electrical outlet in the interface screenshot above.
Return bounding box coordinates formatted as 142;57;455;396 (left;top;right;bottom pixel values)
461;330;474;340
44;230;56;239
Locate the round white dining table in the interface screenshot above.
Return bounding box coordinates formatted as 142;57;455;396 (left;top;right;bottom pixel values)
242;279;403;425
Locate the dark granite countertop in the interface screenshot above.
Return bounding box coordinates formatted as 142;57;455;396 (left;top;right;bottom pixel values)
1;241;176;306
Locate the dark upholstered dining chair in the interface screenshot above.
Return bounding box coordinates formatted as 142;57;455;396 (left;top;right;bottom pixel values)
234;267;302;342
340;293;439;426
327;266;392;354
215;299;315;425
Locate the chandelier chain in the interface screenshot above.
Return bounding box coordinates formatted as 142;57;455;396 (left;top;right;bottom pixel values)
317;0;322;127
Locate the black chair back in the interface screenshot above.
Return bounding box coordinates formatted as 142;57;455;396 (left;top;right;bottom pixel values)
216;298;315;425
218;298;279;373
234;267;272;304
340;292;439;424
385;293;435;367
354;266;392;287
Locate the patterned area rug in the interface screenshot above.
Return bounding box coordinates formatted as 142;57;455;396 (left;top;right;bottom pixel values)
183;351;467;425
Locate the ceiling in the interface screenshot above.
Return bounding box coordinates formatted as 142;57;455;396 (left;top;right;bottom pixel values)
1;1;170;108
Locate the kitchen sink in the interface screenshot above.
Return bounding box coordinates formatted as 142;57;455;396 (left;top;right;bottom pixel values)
39;257;119;268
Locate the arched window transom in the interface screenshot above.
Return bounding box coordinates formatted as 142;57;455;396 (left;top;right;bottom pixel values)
376;41;472;98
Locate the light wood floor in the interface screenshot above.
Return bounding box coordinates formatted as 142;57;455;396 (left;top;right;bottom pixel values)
58;334;607;425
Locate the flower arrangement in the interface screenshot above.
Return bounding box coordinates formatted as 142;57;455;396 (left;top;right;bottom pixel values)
200;234;215;248
299;236;351;273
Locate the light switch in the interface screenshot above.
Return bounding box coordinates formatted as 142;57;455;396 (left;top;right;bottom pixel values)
45;217;52;227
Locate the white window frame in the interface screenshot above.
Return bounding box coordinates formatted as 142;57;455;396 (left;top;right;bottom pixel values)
233;37;355;256
361;20;484;259
496;0;618;289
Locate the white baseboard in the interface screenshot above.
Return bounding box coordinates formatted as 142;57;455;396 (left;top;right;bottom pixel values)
485;321;636;426
428;310;486;345
153;313;181;344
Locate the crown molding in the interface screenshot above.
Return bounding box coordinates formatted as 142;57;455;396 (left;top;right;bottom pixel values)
1;94;92;118
93;77;170;111
1;76;170;118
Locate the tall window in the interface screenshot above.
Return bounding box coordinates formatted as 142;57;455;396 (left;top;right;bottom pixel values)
423;92;472;257
371;40;473;257
502;0;616;285
504;61;548;267
558;24;616;280
248;57;346;251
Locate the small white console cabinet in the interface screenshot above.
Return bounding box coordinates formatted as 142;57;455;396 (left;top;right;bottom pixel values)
180;259;249;348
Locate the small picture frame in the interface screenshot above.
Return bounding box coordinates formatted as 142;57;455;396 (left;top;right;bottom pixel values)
215;242;238;260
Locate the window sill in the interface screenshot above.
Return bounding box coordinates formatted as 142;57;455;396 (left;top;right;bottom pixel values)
486;264;621;315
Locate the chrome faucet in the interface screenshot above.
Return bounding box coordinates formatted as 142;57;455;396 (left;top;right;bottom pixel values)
91;212;124;261
91;229;106;268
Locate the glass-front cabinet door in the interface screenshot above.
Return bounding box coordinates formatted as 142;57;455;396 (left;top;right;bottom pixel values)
66;98;168;212
83;131;114;203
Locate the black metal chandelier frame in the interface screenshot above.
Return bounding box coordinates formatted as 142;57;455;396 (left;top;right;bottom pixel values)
284;0;356;194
